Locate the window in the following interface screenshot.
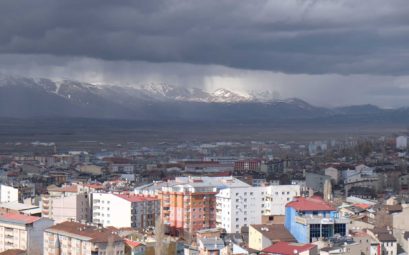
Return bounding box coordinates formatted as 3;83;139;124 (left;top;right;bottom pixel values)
310;224;321;242
334;224;346;236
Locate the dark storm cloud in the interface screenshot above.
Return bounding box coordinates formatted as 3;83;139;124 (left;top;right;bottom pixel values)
1;0;409;75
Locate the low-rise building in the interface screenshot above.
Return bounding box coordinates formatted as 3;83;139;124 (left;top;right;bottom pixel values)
367;228;397;255
248;224;296;251
0;213;53;255
43;221;125;255
284;196;349;243
305;172;331;193
262;242;318;255
41;185;91;223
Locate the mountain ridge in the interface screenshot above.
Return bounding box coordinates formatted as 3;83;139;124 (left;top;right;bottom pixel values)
1;74;407;122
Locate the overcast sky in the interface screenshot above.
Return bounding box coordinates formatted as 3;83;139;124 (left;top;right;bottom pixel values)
1;0;409;107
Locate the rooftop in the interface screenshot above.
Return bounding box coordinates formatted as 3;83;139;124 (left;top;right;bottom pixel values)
261;242;316;255
370;228;396;242
48;185;78;193
0;213;41;225
46;221;122;243
124;239;143;248
251;224;296;244
0;202;39;211
286;196;335;212
115;193;158;202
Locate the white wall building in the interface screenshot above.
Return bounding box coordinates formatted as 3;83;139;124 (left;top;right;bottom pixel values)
0;185;19;203
216;185;301;233
0;213;53;255
92;193;160;229
41;185;91;224
397;136;408;150
216;186;263;234
264;185;301;216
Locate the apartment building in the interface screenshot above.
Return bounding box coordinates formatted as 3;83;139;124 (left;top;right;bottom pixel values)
367;228;397;255
43;221;125;255
216;186;263;233
216;185;301;233
264;185;301;216
92;193;160;229
0;213;53;255
284;196;349;243
159;176;249;237
41;185;91;223
0;185;19;203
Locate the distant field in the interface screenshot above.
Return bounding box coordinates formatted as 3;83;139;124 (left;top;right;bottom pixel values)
0;118;405;153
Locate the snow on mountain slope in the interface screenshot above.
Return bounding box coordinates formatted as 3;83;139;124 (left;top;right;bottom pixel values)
0;73;320;107
209;88;252;103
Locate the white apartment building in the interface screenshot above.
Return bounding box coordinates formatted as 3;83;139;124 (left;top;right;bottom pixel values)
216;184;301;233
397;136;408;149
44;221;125;255
92;193;160;229
216;186;264;233
41;185;91;223
264;185;301;215
0;213;53;255
0;184;19;203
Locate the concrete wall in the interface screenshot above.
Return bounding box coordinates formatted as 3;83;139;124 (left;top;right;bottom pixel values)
28;218;54;255
0;185;19;203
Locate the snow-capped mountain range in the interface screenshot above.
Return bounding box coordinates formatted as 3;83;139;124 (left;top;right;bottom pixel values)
0;74;399;121
0;74;300;104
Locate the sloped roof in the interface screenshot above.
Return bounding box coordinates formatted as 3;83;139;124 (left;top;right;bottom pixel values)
250;224;296;243
115;193;158;202
262;242;316;254
46;221;122;243
286;196;335;211
0;213;40;225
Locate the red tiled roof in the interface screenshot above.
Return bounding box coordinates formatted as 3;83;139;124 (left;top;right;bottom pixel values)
353;203;371;210
124;239;143;248
286;196;335;211
262;242;316;255
0;213;40;224
47;221;122;243
115;193;158;203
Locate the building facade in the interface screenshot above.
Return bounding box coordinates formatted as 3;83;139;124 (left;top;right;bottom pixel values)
284;196;348;243
0;213;53;255
158;176;250;237
216;185;301;233
43;221;124;255
41;185;91;224
0;185;19;203
92;193;160;229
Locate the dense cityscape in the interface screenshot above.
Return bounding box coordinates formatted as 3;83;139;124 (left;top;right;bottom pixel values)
0;133;408;254
2;0;409;254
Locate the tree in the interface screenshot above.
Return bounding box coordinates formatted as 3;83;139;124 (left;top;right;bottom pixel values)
155;217;167;255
